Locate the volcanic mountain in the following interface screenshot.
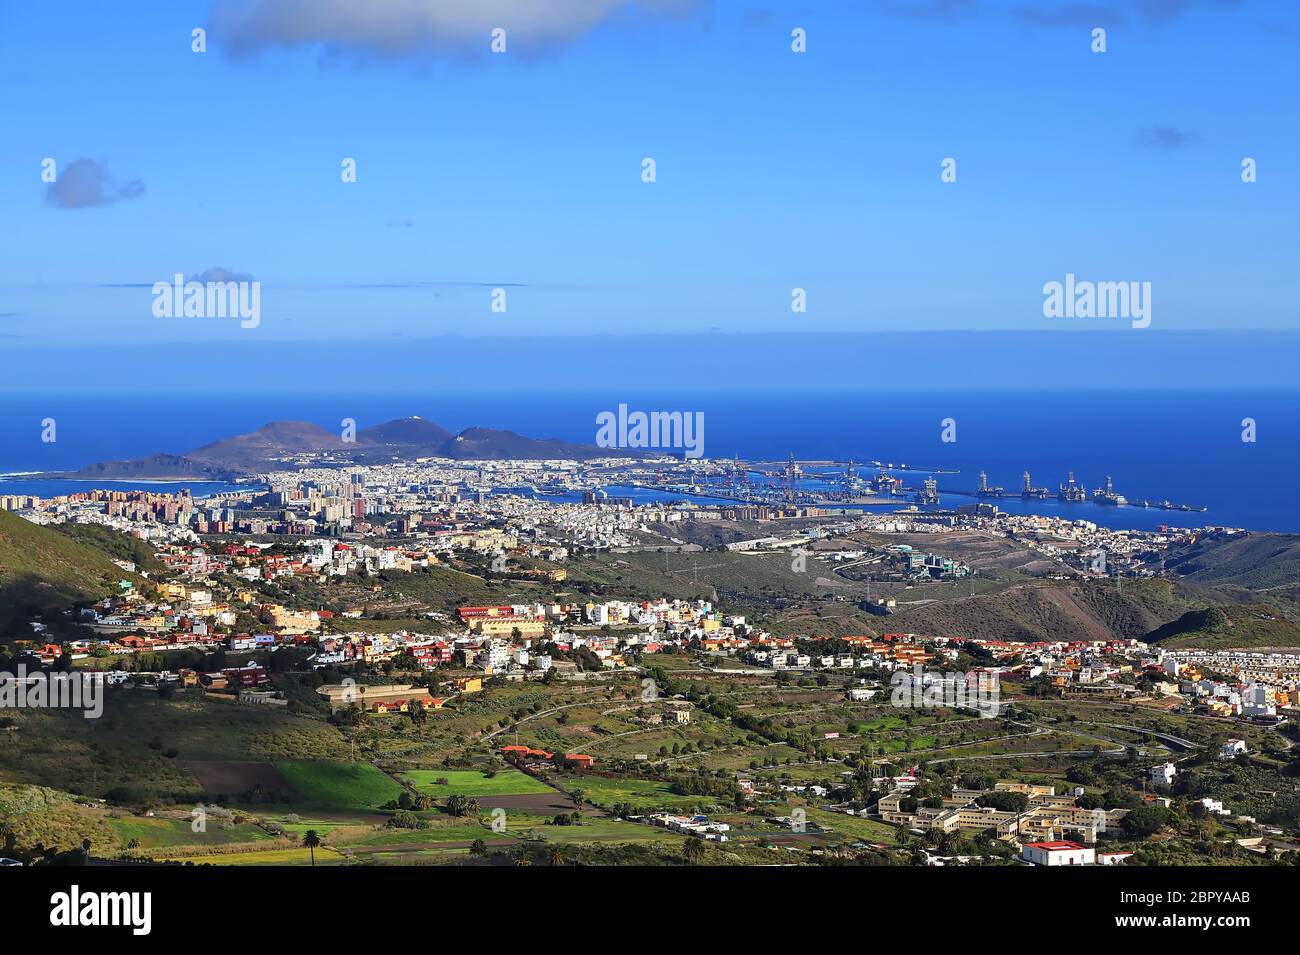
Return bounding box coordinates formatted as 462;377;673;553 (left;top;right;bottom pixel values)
50;416;620;479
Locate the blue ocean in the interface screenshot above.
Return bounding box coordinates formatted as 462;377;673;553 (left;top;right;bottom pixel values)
0;390;1296;533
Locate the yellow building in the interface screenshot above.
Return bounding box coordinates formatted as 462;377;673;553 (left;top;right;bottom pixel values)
995;782;1055;797
269;606;320;633
472;617;546;638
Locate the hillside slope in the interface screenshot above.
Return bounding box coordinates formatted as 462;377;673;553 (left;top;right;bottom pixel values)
0;510;133;640
887;578;1201;644
1165;532;1300;590
1145;604;1300;649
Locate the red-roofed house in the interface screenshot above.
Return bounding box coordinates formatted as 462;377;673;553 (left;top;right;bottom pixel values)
502;744;554;761
1021;840;1095;866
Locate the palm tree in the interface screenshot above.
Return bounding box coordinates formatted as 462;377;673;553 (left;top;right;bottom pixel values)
681;837;707;865
302;829;322;867
446;794;480;817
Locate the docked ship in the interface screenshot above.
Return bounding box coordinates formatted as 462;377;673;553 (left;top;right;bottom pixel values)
871;467;904;497
913;476;940;505
1124;497;1207;513
1092;475;1127;506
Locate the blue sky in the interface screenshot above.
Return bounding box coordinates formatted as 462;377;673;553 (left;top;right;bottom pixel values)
0;0;1297;363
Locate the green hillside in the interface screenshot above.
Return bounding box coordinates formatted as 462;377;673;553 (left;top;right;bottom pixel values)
1145;604;1300;649
1165;533;1300;590
0;509;134;640
0;783;120;856
51;521;163;575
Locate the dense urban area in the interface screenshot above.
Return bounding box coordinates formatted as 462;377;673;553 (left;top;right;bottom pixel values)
3;436;1300;868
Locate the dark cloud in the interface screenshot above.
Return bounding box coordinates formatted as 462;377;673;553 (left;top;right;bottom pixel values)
208;0;705;61
189;267;256;284
45;159;145;209
1136;125;1200;148
875;0;979;19
1009;2;1118;27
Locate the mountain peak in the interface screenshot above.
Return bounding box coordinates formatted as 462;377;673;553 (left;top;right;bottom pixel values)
359;417;453;447
53;415;618;479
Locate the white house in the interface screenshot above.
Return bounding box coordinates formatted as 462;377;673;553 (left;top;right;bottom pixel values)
1022;841;1096;866
1150;762;1177;786
1200;798;1230;816
1219;739;1249;760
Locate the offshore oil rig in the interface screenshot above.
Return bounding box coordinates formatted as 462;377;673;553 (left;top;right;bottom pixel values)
870;465;904;497
913;476;940;505
1021;470;1051;499
1092;474;1128;506
1058;471;1088;502
782;453;803;503
726;454;752;499
976;470;1006;498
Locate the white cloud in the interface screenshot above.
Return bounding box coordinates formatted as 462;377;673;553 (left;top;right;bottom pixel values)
209;0;702;59
45;159;144;209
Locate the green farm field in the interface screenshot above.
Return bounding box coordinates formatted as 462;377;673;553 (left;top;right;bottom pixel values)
401;768;553;798
160;846;346;866
275;761;404;810
106;815;274;850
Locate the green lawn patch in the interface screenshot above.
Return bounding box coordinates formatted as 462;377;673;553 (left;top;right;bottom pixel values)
401;768;552;798
275;761;404;810
107;815;273;849
561;776;714;811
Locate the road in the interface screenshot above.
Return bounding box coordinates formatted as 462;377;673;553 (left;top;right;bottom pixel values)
481;693;610;743
926;745;1125;764
1100;723;1199;751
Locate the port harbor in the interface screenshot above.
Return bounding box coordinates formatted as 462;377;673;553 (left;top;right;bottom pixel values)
570;458;1208;517
978;469;1208;513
